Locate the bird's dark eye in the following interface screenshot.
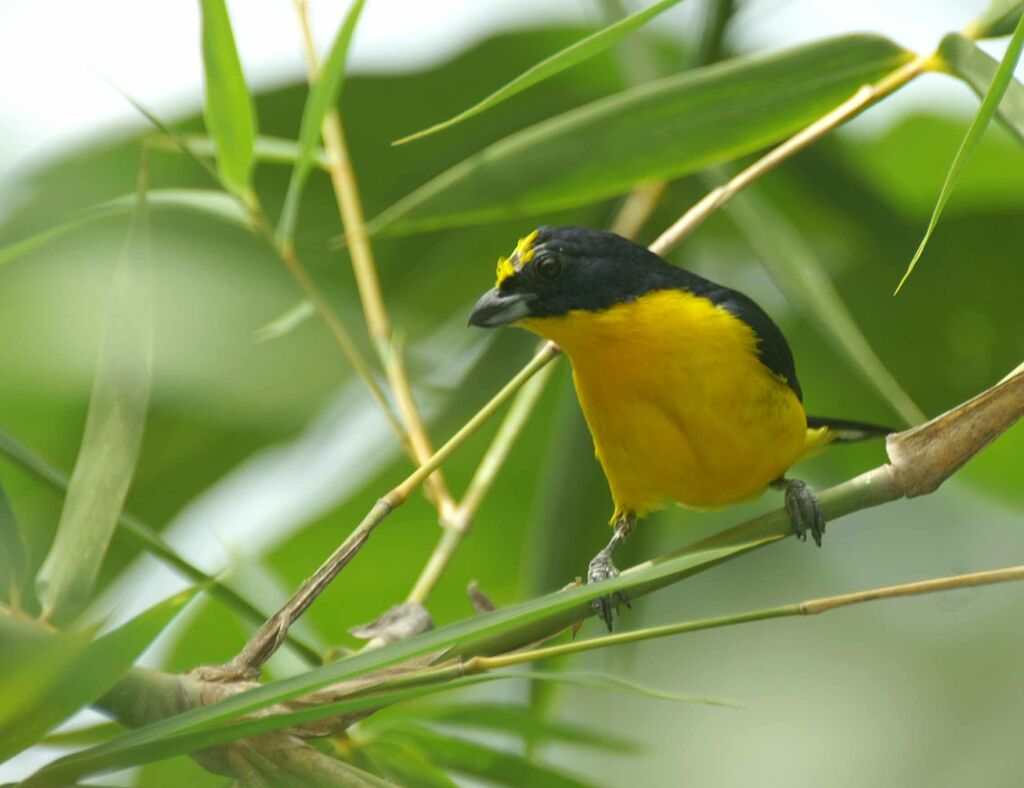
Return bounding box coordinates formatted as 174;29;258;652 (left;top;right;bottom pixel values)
535;254;562;282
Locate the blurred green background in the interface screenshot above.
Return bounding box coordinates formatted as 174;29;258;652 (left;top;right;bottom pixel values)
1;2;1023;785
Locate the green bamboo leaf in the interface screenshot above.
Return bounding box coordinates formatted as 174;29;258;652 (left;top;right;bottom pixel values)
966;0;1024;39
377;725;594;788
0;586;197;762
362;739;460;788
253;299;315;342
0;189;250;270
0;428;321;665
393;0;693;145
370;35;911;235
366;701;641;752
0;480;28;607
35;193;153;624
43;721;124;746
152;133;328;170
30;540;757;783
939;33;1024;145
895;15;1024;294
721;180;924;425
198;0;257;197
277;0;368;244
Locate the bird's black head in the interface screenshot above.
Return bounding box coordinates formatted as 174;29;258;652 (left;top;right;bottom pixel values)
468;225;682;327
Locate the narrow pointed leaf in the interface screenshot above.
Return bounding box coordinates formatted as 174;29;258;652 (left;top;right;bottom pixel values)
35;195;153;623
366;702;641;751
254;299;315;342
393;0;693;145
0;480;28;606
966;0;1024;38
362;739;459;788
0;189;249;270
370;35;911;235
277;0;367;244
895;15;1024;294
378;726;594;788
0;587;197;762
939;33;1024;145
30;540;758;783
723;181;924;425
198;0;257;196
0;429;322;664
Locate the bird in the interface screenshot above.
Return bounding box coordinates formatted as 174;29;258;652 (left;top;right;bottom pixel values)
468;225;893;630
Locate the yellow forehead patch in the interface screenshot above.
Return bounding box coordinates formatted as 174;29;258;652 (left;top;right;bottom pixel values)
494;230;539;287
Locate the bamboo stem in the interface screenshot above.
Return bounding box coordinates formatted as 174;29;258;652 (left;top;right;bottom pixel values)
465;564;1024;671
649;52;937;257
294;1;456;520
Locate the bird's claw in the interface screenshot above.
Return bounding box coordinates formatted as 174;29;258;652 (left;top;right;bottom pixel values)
784;478;826;547
587;552;630;631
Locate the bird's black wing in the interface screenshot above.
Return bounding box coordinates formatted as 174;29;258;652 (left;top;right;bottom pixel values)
700;284;804;402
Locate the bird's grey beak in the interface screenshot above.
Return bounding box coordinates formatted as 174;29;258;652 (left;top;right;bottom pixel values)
468;288;531;327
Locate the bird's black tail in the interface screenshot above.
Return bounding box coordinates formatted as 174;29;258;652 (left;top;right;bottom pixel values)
807;416;896;444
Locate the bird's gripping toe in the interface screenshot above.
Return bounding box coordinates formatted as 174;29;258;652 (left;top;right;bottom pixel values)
777;477;826;547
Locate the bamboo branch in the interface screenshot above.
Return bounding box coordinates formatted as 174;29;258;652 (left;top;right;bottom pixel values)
207;344;561;679
209;48;948;679
465;563;1024;671
293;1;456;522
649;51;938;257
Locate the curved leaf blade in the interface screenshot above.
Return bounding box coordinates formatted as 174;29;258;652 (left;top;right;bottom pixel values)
35;193;153;623
29;541;756;783
895;16;1024;294
939;32;1024;145
198;0;257;197
277;0;367;244
370;35;911;236
0;587;197;762
393;0;692;145
966;0;1024;39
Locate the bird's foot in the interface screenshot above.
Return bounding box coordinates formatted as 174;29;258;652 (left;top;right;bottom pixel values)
587;551;630;632
780;478;826;547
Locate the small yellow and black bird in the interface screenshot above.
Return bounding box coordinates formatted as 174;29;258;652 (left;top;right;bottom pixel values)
469;225;892;628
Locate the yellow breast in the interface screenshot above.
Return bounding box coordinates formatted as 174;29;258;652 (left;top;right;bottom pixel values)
520;290;815;517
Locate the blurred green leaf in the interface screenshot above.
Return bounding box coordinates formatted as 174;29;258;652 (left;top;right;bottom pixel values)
0;428;322;664
0;479;28;607
198;0;257;198
377;725;593;787
939;32;1024;145
896;16;1024;294
35;193;154;624
393;0;692;145
43;721;124;746
366;701;641;752
277;0;367;244
253;299;316;342
0;189;249;270
362;738;460;788
159;133;328;170
32;541;752;783
370;35;911;234
722;180;924;425
0;586;197;762
966;0;1024;38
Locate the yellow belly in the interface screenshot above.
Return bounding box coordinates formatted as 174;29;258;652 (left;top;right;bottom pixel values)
521;290;821;517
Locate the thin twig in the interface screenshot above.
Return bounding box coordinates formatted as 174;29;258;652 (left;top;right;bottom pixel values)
649;52;937;257
293;1;456;521
213;344;561;678
465;564;1024;671
248;212;408;447
219;49;943;676
406;357;558;605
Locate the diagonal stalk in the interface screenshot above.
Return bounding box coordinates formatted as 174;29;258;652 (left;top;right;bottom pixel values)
293;0;456;522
